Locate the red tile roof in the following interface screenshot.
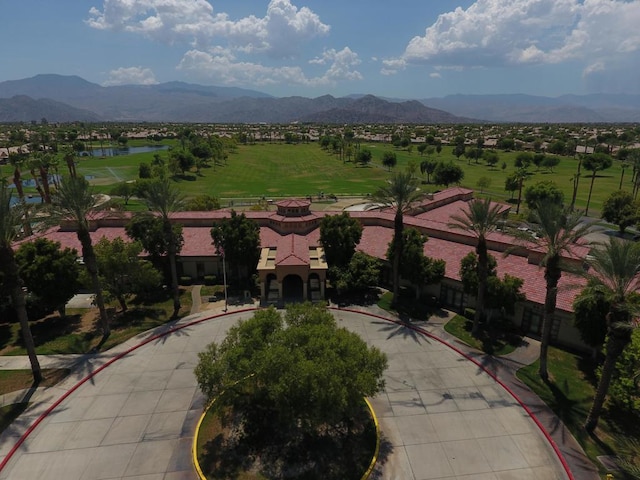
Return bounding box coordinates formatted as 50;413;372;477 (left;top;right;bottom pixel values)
275;234;310;266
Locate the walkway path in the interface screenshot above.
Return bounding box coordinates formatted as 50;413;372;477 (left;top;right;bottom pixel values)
0;303;589;480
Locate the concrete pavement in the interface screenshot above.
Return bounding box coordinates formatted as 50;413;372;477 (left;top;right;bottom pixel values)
0;305;579;480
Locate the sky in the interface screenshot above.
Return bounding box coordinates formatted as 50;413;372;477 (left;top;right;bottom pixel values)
1;0;640;99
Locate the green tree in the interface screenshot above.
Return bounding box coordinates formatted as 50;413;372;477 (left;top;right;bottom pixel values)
140;178;185;318
459;252;524;321
524;181;564;211
387;228;445;299
601;190;640;234
194;304;387;438
382;151;397;171
0;183;41;382
334;252;381;294
15;238;80;317
50;177;110;340
184;194;221;211
459;251;497;295
372;172;423;307
319;212;362;269
515;152;533;169
449;198;505;336
92;237;162;312
583;238;640;432
573;281;610;350
504;173;519;200
476;176;492;194
483;150;499;168
433;162;464;187
523;200;590;380
541;156;560;172
420;159;437;184
453;143;465;160
583;152;613;216
356;148;372;167
211;211;261;287
168;150;195;176
109;182;135;205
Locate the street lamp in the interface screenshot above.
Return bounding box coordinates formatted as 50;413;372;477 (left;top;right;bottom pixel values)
221;250;228;313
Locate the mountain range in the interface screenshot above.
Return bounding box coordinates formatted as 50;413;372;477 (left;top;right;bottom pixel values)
0;74;639;124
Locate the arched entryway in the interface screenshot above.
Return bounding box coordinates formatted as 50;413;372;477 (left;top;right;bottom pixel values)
282;274;304;303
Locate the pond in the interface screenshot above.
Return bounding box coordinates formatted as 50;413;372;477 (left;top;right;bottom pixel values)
81;145;169;157
10;174;94;189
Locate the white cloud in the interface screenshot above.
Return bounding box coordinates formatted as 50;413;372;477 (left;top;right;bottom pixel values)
429;72;441;79
178;46;361;86
389;0;640;73
87;0;329;58
103;66;158;86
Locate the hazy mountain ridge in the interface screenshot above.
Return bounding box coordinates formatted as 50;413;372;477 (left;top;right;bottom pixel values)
0;95;101;123
0;74;639;123
422;93;640;122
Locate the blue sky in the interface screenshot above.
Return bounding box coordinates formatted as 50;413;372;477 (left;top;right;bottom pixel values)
2;0;640;98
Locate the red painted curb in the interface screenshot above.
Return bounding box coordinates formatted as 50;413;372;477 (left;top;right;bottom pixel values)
0;308;257;473
331;307;575;480
1;306;575;480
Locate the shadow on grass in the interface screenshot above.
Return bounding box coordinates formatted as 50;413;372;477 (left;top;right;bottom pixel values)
445;315;523;356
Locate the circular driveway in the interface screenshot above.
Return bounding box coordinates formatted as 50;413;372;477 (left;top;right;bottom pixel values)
0;308;569;480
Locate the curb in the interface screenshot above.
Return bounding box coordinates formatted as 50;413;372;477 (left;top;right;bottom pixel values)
331;307;576;480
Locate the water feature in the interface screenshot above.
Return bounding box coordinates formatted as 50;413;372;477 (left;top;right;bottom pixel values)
82;145;169;157
9;174;94;188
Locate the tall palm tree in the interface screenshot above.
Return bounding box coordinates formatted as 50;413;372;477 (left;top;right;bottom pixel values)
141;178;184;318
61;145;77;178
449;197;505;336
525;200;590;380
0;183;42;382
51;177;110;340
372;171;423;307
583;238;640;432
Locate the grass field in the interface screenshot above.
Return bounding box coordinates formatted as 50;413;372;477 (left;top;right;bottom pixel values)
69;141;631;216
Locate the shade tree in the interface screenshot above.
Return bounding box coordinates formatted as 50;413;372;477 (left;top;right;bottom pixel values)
194;304;387;440
211;210;261;288
15;238;80;317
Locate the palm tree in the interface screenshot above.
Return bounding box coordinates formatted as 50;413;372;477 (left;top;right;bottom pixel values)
583;153;613;216
525;200;590;380
61;145;77;178
0;183;42;382
449;197;505;336
583;238;640;432
372;171;423;307
51;177;110;340
141;178;184;318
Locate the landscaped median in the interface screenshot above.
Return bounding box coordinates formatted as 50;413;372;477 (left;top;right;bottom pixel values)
191;304;386;480
192;395;381;480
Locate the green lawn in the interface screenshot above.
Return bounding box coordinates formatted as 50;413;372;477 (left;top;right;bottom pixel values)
443;314;521;356
517;346;640;476
0;289;192;356
70;142;629;217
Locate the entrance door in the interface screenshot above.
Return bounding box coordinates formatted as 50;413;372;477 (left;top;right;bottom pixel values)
282;274;304;303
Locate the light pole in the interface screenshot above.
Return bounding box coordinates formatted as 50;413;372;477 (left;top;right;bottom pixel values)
221;250;228;313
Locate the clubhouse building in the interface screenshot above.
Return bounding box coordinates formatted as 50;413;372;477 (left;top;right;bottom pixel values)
34;187;591;352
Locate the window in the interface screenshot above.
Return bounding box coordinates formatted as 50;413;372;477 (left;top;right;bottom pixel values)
440;284;464;312
522;307;543;336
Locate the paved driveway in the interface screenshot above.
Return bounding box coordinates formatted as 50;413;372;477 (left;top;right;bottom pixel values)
0;309;569;480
